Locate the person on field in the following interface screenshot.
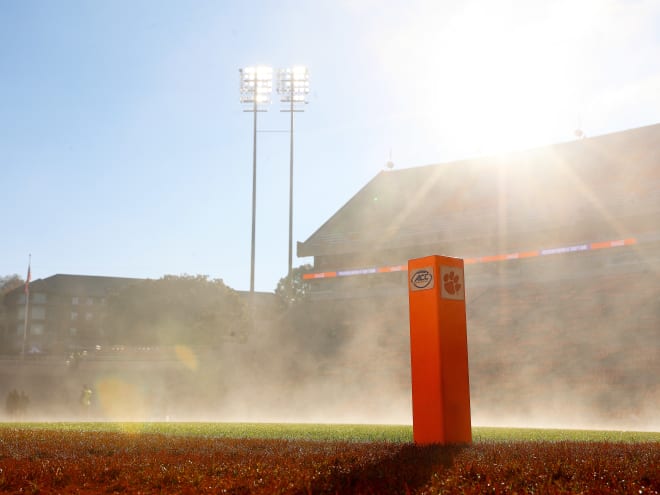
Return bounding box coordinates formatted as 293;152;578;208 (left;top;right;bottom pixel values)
80;384;93;418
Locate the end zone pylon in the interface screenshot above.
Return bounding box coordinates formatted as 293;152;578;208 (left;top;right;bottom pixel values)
408;255;472;445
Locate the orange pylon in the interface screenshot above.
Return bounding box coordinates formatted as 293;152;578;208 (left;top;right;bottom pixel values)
408;255;472;445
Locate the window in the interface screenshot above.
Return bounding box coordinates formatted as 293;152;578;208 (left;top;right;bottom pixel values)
33;292;47;303
86;297;93;305
72;297;79;305
71;312;78;321
69;328;78;336
30;324;44;335
31;306;46;320
85;312;93;321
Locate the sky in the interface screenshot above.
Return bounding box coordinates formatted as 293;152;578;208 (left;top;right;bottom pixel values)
2;0;659;292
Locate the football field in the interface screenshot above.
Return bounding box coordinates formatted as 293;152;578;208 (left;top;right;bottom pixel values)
0;422;658;493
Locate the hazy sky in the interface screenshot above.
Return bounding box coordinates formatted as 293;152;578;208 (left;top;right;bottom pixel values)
2;0;659;292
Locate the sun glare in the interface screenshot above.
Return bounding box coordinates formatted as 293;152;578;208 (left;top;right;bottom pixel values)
377;1;613;157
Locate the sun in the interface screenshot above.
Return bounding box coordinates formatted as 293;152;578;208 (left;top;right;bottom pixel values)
374;1;607;157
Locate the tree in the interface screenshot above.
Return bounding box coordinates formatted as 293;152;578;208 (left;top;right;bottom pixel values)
275;264;312;307
103;275;248;346
1;275;24;295
273;264;350;359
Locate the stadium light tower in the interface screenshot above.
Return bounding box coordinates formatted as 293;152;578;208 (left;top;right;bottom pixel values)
277;66;310;282
240;65;273;293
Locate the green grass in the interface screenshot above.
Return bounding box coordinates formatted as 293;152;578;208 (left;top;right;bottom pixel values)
0;422;658;443
471;426;660;443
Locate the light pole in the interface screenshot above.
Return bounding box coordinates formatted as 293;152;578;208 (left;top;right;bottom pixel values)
239;66;272;293
277;66;309;282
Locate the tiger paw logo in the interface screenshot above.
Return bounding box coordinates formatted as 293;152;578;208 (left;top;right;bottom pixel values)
443;271;462;295
440;266;465;300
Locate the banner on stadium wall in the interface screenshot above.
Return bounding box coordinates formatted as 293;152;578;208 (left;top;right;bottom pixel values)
302;237;637;280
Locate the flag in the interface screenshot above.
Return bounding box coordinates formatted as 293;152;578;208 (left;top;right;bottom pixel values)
24;262;31;295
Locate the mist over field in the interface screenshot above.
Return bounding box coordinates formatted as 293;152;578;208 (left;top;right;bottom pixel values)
2;262;658;433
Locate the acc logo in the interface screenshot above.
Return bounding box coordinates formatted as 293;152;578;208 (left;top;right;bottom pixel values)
410;267;434;291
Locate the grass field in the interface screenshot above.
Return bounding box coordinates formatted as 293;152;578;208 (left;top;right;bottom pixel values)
2;421;659;442
1;422;658;493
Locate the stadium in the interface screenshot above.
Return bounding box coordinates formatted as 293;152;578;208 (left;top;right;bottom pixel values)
1;124;658;429
296;122;660;429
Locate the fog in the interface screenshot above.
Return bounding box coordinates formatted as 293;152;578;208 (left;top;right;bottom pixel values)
2;256;658;432
0;322;412;425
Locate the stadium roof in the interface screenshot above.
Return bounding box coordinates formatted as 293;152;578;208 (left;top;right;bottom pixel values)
298;123;660;258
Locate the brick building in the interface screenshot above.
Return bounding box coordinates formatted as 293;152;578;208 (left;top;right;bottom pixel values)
2;274;140;355
2;274;278;356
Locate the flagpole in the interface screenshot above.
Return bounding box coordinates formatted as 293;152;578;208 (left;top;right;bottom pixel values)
21;254;31;361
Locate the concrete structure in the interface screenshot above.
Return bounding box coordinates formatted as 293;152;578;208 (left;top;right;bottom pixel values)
298;123;660;301
295;123;660;428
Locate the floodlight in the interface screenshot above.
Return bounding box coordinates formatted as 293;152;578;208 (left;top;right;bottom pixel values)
239;65;274;293
277;66;310;104
277;66;310;282
240;66;273;106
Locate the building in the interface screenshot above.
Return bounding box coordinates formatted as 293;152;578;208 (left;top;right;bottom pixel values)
2;274;279;356
298;123;660;301
295;123;660;427
2;274;140;355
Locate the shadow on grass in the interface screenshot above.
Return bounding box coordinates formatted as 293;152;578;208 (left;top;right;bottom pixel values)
295;443;466;495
